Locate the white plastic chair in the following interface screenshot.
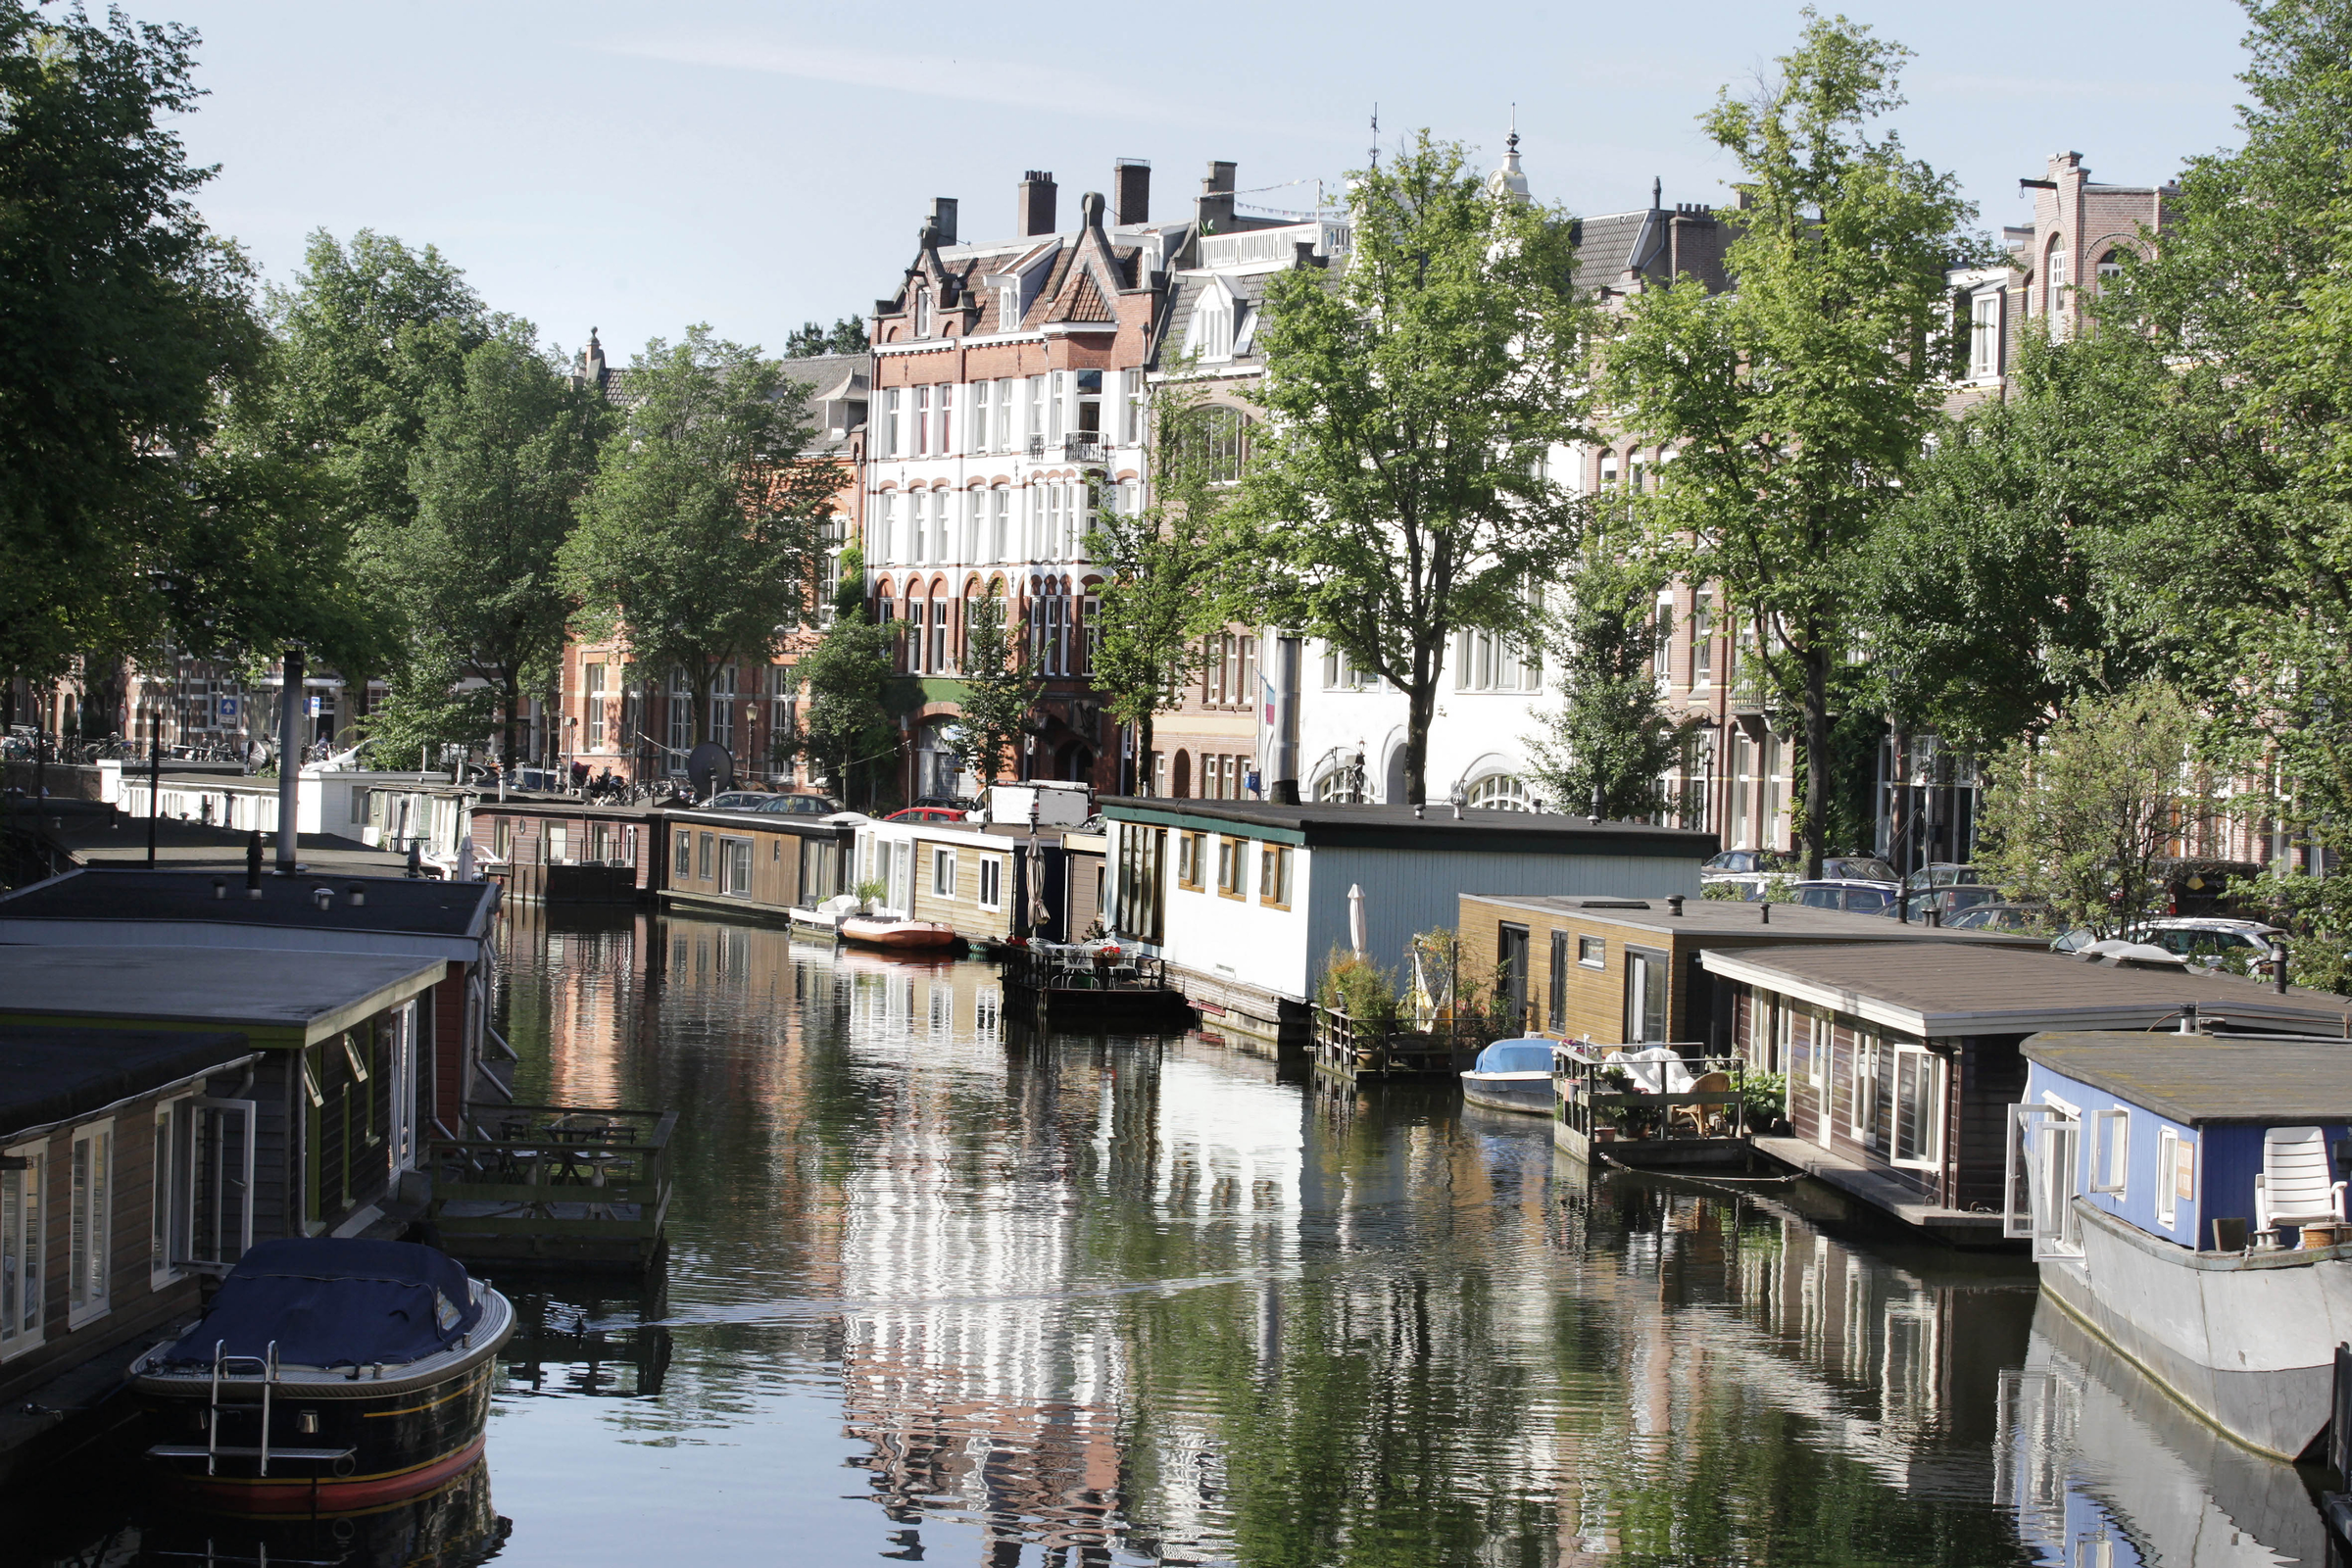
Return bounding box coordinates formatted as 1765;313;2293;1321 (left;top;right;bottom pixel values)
2254;1126;2347;1232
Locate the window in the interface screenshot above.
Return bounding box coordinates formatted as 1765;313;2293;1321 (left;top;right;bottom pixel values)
932;847;956;897
1259;845;1292;907
69;1121;111;1326
1320;643;1380;690
1123;372;1144;445
1465;775;1536;811
1892;1047;1943;1169
698;833;713;882
978;856;1004;910
2097;250;2126;287
721;838;753;898
1691;590;1715;686
935;382;953;454
1;1142;41;1357
914;289;932;337
1192;292;1235;360
881;389;902;458
673;829;691;876
2045;241;2070;333
971;379;993;452
1652;593;1675;682
1114;824;1165;944
1849;1030;1881;1146
913;385;931;456
1579;935;1605;969
547;823;567;864
1076;368;1102;437
906;598;927;673
1624;949;1667;1043
1805;1009;1827;1089
989;489;1009;563
1177;832;1203;890
2157;1127;2195;1229
710;665;737;750
1216;836;1248;898
1969;291;2000;378
994;378;1014;450
1548;931;1569;1028
2089;1106;2129;1195
585;663;607;748
930;595;950;672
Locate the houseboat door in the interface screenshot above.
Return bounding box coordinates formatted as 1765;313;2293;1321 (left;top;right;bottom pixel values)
2005;1101;2083;1258
1497;924;1530;1032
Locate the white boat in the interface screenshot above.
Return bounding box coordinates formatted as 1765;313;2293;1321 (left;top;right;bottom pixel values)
2014;1033;2352;1459
1459;1038;1557;1115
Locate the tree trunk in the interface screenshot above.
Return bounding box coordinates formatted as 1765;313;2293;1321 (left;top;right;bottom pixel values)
1803;646;1829;879
1138;712;1155;797
501;673;522;775
1890;723;1912;910
1404;673;1436;806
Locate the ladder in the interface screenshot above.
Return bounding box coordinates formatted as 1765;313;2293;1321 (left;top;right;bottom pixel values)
143;1339;355;1475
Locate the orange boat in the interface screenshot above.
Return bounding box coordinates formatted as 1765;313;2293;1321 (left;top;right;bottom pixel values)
839;913;958;952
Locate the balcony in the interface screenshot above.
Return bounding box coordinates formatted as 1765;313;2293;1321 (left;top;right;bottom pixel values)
1024;433;1110;466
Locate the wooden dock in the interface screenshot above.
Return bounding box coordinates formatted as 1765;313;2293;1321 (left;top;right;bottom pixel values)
1309;1004;1484;1082
1001;944;1194;1029
422;1102;674;1270
1553;1045;1751;1168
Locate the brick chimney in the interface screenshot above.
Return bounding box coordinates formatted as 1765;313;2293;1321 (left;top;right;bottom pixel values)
1017;172;1058;236
1196;161;1236;233
926;197;958;247
1114;158;1151;224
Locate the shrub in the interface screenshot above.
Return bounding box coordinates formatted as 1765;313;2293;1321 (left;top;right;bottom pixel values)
1317;947;1400;1029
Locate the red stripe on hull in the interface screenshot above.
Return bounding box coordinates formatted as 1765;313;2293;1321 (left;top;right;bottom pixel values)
168;1434;487;1517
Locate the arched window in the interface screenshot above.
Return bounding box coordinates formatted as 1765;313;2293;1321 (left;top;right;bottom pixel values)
1466;774;1536;811
2044;237;2070;334
1172;751;1193;799
2096;248;2127;288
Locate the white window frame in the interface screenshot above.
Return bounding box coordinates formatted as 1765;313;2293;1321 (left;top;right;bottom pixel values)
978;856;1004;911
1889;1045;1944;1172
1;1139;43;1360
2089;1107;2131;1197
152;1095;191;1289
1804;1010;1827;1088
932;847;956;898
1848;1029;1881;1147
68;1118;114;1329
2157;1127;2195;1230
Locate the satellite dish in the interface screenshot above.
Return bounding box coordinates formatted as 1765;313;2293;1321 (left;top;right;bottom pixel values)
686;743;734;801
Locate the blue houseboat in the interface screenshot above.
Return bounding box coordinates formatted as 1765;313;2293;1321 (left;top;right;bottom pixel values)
2012;1033;2352;1459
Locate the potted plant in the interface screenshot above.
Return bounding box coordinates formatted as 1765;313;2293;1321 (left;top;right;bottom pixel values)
1743;1071;1789;1136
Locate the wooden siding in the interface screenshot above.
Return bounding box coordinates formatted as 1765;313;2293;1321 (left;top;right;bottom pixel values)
907;839;1015;942
1458;901;1705;1044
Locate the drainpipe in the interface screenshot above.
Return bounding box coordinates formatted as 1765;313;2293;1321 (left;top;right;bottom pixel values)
275;646;304;875
1267;631;1301;805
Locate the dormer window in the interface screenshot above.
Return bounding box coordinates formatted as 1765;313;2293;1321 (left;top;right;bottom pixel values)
999;285;1019;330
1190;287;1236;362
914;289;933;337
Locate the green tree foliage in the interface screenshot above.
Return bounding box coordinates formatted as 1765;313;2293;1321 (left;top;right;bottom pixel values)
794;551;898;803
948;591;1040;790
0;2;288;691
1977;683;2227;938
370;331;609;768
1524;554;1686;818
1603;12;1979;875
559;327;843;746
1086;394;1225;792
784;317;868;357
1230;131;1591;804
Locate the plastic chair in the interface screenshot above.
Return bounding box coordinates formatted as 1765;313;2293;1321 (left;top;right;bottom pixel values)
2254;1126;2347;1233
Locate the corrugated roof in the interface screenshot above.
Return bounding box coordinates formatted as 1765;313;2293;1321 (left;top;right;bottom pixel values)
2024;1034;2352;1125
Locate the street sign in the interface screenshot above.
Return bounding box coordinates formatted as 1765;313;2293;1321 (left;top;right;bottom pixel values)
216;696;239;721
305;696;322;717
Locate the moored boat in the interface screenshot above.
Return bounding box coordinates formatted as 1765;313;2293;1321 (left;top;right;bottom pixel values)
2014;1033;2352;1460
130;1238;513;1514
838;912;958;951
1459;1037;1559;1114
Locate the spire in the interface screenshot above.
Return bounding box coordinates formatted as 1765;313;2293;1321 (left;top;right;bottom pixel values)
1487;108;1530;203
1368;103;1380;171
1651;175;1663;211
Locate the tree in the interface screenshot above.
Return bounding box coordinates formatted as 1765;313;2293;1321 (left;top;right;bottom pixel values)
949;591;1041;790
1229;131;1591;804
1977;684;2227;939
1603;12;1980;875
795;551;898;803
559;327;843;746
0;2;283;699
1086;395;1225;794
784;317;867;357
374;331;608;768
1524;553;1686;818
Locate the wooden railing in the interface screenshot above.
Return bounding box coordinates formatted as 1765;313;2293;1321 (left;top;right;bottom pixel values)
423;1102;675;1269
1003;943;1171;993
1311;1004;1498;1079
1555;1046;1745;1143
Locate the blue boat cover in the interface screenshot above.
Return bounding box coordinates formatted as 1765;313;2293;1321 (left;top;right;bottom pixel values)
162;1239;482;1368
1472;1040;1556;1074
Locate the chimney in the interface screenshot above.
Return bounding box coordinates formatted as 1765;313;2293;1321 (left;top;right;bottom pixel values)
581;327;605;387
1017;172;1058;236
1080;190;1107;235
1197;161;1237;232
1113;158;1151;224
926;197;957;247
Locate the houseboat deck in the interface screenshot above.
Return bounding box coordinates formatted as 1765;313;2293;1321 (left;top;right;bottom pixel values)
422;1102;675;1271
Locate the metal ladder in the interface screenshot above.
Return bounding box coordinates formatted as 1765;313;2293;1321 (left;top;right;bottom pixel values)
145;1338;355;1474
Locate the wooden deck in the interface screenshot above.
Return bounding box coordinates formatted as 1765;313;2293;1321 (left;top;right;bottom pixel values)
1001;944;1193;1029
1309;1005;1485;1082
1553;1045;1751;1168
422;1102;674;1270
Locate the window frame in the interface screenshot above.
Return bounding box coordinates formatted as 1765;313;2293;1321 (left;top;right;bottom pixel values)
2156;1126;2195;1229
673;829;692;877
1578;935;1605;970
698;832;714;882
932;847;957;899
1258;844;1292;909
1216;836;1249;900
68;1118;114;1330
719;836;754;899
1;1138;43;1360
2089;1106;2130;1196
978;856;1004;911
1177;832;1204;891
1889;1044;1944;1171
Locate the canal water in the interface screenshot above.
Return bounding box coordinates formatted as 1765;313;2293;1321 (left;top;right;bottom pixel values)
11;910;2338;1566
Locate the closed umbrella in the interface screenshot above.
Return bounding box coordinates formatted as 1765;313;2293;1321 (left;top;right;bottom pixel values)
1349;883;1367;956
456;839;476;882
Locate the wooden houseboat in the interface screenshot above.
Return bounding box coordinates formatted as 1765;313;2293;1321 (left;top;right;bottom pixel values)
850;817;1077;946
0;1026;259;1486
2014;1033;2352;1460
1701;942;2352;1244
469;799;663;905
660;806;857;921
1101;800;1715;1054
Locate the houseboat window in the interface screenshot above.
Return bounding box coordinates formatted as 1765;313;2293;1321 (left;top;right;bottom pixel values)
979;857;1004;911
1177;833;1203;890
1805;1012;1828;1089
2157;1129;2195;1227
2029;1112;2085;1258
1623;948;1667;1043
1259;845;1292;908
1579;935;1605;969
1891;1047;1942;1169
1217;837;1249;898
495;817;514;859
699;834;714;881
891;841;913;913
1113;825;1165;944
674;830;692;876
1849;1031;1881;1148
933;848;956;897
68;1121;112;1326
1548;932;1569;1031
1;1144;41;1354
2090;1107;2130;1196
721;838;753;898
152;1100;187;1288
548;824;567;864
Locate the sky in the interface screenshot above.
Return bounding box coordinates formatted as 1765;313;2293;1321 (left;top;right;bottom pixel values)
149;1;2256;367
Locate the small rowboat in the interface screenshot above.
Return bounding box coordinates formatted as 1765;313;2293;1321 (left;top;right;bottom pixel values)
839;913;958;952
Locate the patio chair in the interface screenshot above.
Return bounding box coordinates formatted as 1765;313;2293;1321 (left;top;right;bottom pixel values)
2254;1126;2347;1236
1670;1072;1732;1138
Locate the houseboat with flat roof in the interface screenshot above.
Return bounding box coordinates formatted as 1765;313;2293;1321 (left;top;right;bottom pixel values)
661;806;858;922
2013;1033;2352;1460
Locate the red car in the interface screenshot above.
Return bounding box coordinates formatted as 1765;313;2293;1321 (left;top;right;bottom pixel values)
886;807;968;824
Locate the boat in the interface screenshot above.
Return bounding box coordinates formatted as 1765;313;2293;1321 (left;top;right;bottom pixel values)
1459;1037;1559;1114
839;912;958;951
130;1238;514;1513
2013;1033;2352;1460
1000;940;1193;1028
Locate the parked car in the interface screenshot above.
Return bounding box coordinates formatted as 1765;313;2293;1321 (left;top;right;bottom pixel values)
1942;901;2054;933
886;806;969;825
1902;861;1982;894
759;794;844;817
702;791;773;812
2131;916;2285;974
1702;849;1796;878
1793;879;1896;915
913;795;980;814
1890;884;2006;922
1818;856;1900;891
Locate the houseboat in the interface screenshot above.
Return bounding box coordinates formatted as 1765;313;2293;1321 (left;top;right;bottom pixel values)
1700;942;2352;1244
2013;1033;2352;1460
998;940;1192;1029
659;805;858;921
848;815;1078;946
470;798;665;905
131;1238;513;1512
1102;800;1716;1054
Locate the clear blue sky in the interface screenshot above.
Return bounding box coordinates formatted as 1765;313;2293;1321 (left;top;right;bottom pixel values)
154;0;2253;366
